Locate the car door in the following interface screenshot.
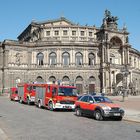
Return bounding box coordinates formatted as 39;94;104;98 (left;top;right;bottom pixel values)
79;96;89;114
86;96;96;115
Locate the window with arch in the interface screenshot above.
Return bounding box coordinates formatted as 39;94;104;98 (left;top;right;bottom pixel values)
75;76;83;94
62;52;70;65
76;52;83;65
129;57;132;66
49;52;56;65
110;53;115;64
134;58;136;67
49;76;56;83
88;53;95;66
36;76;44;83
110;36;122;46
37;52;44;65
62;76;70;85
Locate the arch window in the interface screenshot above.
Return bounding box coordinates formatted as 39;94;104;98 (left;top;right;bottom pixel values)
49;52;56;65
75;76;83;94
76;52;83;65
37;52;44;65
129;57;132;66
36;76;44;83
88;53;95;65
110;53;115;64
62;52;70;65
134;58;136;67
89;76;96;93
49;76;56;83
62;76;70;85
110;36;122;46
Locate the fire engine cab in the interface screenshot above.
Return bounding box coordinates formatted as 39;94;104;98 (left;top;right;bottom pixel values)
18;83;36;104
10;87;18;101
35;84;78;110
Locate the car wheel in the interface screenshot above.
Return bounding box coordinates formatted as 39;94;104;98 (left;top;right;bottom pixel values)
19;98;22;104
95;110;103;121
48;102;54;111
75;108;82;117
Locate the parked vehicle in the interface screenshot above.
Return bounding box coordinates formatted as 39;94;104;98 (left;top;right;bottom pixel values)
18;83;36;104
35;84;78;110
10;87;18;101
75;94;124;121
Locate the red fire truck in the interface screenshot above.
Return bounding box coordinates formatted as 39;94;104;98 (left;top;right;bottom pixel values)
18;83;36;105
35;84;78;110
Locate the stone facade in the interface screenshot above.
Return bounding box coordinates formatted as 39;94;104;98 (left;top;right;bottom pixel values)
0;10;140;95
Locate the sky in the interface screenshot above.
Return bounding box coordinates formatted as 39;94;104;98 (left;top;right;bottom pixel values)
0;0;140;51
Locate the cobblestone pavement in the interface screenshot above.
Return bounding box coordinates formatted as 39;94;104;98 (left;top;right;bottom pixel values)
109;95;140;123
0;95;140;140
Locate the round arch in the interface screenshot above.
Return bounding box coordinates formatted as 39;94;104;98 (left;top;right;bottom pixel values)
62;76;70;85
36;76;44;83
88;53;95;66
36;52;44;65
88;76;96;93
75;76;83;94
49;76;56;83
62;52;70;65
75;52;83;65
110;36;122;46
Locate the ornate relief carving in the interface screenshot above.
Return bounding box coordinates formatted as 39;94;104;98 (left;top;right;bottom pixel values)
15;52;23;65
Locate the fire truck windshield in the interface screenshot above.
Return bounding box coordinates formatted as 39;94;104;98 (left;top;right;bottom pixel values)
58;87;77;96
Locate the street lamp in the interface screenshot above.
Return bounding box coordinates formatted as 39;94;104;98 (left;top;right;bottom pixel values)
112;81;116;95
121;64;130;101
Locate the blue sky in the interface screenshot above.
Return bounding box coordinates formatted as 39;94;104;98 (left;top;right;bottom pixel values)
0;0;140;51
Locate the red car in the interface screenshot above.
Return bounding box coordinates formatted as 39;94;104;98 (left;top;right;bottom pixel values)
75;94;124;121
10;87;19;101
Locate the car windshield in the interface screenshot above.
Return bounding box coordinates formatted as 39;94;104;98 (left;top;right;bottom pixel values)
58;87;77;96
94;96;113;103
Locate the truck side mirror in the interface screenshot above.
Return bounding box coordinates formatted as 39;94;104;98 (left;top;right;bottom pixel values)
89;100;94;104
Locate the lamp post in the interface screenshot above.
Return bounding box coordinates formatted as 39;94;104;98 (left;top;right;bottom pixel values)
112;81;116;96
121;64;130;101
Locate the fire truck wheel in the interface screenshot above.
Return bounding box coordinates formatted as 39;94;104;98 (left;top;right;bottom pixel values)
27;98;31;105
48;102;54;111
38;101;42;108
19;98;22;104
75;107;82;117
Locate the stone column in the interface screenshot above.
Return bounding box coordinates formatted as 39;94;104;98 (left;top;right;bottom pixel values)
107;44;110;63
127;48;129;64
122;48;125;64
46;50;49;66
4;50;9;67
102;44;105;63
85;49;88;66
95;51;97;64
57;48;61;67
28;51;32;68
72;48;75;66
102;71;106;93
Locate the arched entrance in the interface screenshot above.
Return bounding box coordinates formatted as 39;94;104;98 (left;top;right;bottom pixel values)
88;76;96;93
49;76;56;83
115;73;123;95
75;76;83;94
36;76;44;83
62;76;70;85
